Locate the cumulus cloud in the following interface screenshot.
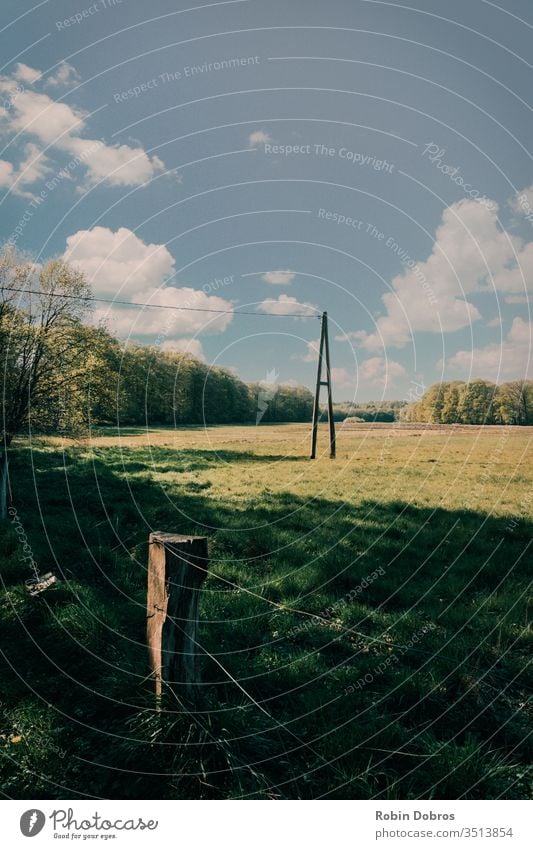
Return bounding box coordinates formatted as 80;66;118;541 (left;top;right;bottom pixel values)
329;357;405;392
258;293;317;317
67;136;164;188
93;287;233;339
45;62;81;88
13;63;41;84
444;317;532;380
0;64;164;189
505;294;529;304
294;338;320;362
330;367;353;389
0;160;13;186
0;142;52;198
353;199;532;352
4;87;87;141
160;338;205;360
335;331;363;344
358;356;406;387
65;226;233;338
510;183;533;214
64;227;176;297
248;129;271;146
261;269;296;285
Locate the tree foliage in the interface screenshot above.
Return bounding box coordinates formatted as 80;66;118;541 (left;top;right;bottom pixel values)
404;380;533;425
332;400;406;422
1;252;93;441
95;346;313;427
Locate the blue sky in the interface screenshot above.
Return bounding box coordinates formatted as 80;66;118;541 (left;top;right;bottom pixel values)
1;0;531;401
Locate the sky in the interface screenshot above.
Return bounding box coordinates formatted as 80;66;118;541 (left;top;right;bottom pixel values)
0;0;532;402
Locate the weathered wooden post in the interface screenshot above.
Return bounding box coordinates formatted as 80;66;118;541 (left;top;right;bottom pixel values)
147;533;208;700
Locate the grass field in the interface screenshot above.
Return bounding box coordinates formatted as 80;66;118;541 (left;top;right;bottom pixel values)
1;423;531;799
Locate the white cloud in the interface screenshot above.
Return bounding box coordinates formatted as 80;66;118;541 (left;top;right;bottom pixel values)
5;88;86;142
445;317;532;380
295;338;320;362
329;356;406;391
0;142;52;198
335;331;363;344
486;317;502;328
67;136;164;188
0;66;164;188
65;226;234;338
358;356;406;387
19;142;52;183
13;63;41;84
64;226;175;296
93;286;233;338
508;316;532;345
45;62;81;88
261;269;295;285
0;159;13;186
510;183;533;214
353;199;533;352
160;338;205;360
330;367;353;388
258;293;317;317
505;294;528;304
248;129;271;146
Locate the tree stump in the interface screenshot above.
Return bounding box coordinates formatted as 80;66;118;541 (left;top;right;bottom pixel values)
147;533;208;700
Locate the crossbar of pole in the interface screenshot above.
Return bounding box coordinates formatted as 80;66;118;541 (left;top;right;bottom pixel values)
310;312;336;459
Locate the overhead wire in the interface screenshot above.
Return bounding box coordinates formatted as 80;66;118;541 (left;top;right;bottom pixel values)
0;286;322;319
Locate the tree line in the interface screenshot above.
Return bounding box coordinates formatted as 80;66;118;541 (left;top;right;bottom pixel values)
332;400;406;423
403;379;533;425
91;343;313;428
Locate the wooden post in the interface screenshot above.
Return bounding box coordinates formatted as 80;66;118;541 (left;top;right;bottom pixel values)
310;311;336;459
147;533;208;700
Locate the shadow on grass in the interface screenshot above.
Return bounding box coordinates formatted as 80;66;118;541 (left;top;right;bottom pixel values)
0;444;531;800
94;447;305;476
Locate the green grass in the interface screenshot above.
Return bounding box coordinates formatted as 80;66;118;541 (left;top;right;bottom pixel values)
0;423;531;799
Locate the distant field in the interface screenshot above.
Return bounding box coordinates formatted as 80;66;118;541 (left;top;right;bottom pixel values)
68;421;533;516
1;423;531;799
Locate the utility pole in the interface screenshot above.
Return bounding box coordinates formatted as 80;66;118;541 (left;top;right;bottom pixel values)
310;311;336;459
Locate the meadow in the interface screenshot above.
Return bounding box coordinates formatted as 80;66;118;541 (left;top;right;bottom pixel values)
0;423;531;799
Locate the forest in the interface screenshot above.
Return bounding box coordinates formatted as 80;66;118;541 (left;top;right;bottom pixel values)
332;400;406;422
403;379;533;426
334;379;533;426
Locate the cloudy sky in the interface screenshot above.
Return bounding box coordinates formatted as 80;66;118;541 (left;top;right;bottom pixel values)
1;0;531;400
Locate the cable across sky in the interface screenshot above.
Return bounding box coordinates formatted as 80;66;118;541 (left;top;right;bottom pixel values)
1;287;322;320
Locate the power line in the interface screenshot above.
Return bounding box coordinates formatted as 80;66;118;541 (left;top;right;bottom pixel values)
1;287;321;320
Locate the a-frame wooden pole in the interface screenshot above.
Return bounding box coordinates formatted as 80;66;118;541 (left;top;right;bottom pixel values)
310;312;336;459
323;311;336;458
310;314;325;459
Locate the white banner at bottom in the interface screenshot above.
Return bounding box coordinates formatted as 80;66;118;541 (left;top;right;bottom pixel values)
1;799;531;848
